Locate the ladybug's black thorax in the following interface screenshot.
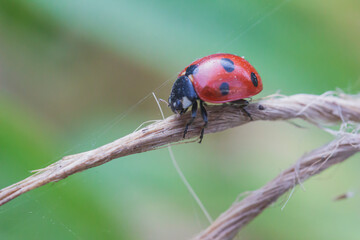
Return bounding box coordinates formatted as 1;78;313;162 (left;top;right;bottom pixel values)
168;76;198;114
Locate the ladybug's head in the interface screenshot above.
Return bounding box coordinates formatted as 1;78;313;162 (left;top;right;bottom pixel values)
168;76;198;114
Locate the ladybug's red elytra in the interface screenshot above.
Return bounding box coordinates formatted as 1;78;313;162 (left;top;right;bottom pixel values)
168;53;263;142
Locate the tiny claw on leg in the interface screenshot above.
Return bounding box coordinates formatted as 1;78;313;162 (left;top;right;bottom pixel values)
183;101;198;138
241;107;253;121
198;101;208;143
199;129;204;143
183;125;190;138
230;99;252;121
198;122;207;143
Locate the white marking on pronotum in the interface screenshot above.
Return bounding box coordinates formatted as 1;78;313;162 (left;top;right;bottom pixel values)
182;96;192;108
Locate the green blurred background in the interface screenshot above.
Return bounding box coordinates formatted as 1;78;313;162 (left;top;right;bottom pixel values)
1;0;360;239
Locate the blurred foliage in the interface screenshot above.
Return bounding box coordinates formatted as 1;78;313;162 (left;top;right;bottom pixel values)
0;0;360;239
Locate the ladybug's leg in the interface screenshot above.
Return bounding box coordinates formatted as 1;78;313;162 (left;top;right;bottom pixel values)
199;100;208;143
183;101;198;138
241;107;253;121
231;99;253;121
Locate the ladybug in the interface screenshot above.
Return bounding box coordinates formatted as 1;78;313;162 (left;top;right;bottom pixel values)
168;53;263;142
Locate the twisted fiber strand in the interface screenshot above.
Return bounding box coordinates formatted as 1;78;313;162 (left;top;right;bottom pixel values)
194;133;360;240
1;93;360;207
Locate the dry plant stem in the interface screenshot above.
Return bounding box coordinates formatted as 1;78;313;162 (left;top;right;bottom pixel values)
1;93;360;206
194;133;360;240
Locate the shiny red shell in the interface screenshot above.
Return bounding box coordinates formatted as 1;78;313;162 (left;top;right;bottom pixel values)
179;53;263;103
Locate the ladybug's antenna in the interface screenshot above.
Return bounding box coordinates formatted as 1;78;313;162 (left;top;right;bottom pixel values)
151;92;213;224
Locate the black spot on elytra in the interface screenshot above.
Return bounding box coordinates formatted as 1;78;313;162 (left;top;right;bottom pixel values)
220;58;235;72
185;65;198;76
219;82;230;96
251;72;258;87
